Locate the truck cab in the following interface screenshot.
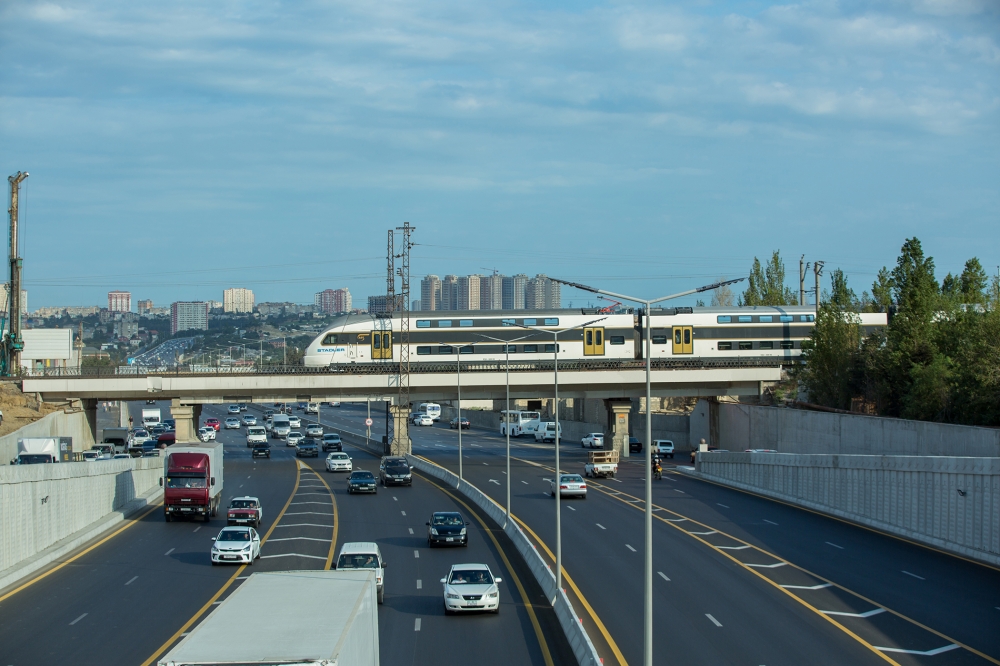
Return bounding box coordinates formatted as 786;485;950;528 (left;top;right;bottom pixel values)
334;542;386;604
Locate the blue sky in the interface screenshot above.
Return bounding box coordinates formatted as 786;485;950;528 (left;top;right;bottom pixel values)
1;0;997;310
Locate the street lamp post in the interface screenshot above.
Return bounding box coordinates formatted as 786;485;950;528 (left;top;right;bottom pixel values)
509;317;606;598
552;277;744;666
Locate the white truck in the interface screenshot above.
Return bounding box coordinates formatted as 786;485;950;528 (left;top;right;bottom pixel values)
158;570;379;666
534;422;562;443
13;437;71;464
584;450;619;478
101;427;131;454
142;408;162;428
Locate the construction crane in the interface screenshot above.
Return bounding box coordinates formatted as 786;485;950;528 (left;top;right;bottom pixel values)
597;296;622;314
1;171;28;376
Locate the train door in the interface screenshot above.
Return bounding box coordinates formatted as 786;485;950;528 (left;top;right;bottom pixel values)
371;330;393;359
583;327;605;356
672;326;693;355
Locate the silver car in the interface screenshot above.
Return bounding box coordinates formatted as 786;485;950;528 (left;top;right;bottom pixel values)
286;431;304;447
305;423;324;437
550;474;587;499
242;414;258;426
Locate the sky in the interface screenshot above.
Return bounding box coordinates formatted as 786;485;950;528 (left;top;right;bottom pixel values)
1;0;997;310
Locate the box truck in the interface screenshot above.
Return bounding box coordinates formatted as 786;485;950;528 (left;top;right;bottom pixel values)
158;570;379;666
160;442;224;522
142;408;162;428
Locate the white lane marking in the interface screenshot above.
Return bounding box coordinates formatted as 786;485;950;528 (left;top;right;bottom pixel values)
826;542;844;549
266;537;331;543
609;477;621;483
489;479;501;485
290;501;331;506
248;475;251;478
902;570;925;580
236;576;249;580
69;613;88;626
763;519;778;525
716;503;729;509
416;579;422;590
414;550;420;559
542;478;551;482
566;506;576;511
875;644;959;656
401;511;407;516
275;523;333;528
521;481;529;485
212;601;222;605
665;518;688;522
746;562;787;568
674;489;685;494
782;583;833;590
718;545;751;550
625;544;636;552
596;524;606;530
658;571;670;582
164;548;175;556
181;631;191;636
284;511;334;516
690;530;718;536
260;553;327;560
239;485;243;488
483;462;488;465
393;496;398;502
706;614;722;627
502;471;507;474
414;618;422;631
125;576;138;586
822;608;886;618
193;526;201;533
408;528;414;535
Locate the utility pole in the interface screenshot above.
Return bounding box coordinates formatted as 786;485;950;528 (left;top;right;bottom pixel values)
799;255;806;306
2;171;28;376
814;261;825;310
380;229;395;453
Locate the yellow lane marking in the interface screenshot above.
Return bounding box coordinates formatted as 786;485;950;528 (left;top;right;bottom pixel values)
140;460;301;666
299;462;339;569
0;501;163;604
415;472;554;666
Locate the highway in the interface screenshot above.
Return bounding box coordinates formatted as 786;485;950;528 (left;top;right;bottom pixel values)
0;401;571;665
310;403;1000;666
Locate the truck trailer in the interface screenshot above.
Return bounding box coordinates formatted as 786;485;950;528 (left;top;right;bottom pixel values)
158;570;379;666
160;442;224;522
12;437;75;464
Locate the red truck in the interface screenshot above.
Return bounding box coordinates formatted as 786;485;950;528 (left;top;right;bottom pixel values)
160;442;225;522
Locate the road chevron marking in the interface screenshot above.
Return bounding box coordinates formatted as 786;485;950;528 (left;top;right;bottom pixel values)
875;644;960;656
822;608;886;618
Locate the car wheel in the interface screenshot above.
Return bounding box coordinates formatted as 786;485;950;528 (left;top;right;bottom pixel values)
211;560;217;566
164;512;171;522
377;588;384;604
248;556;254;566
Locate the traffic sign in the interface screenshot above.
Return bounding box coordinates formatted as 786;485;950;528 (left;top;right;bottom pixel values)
365;418;373;427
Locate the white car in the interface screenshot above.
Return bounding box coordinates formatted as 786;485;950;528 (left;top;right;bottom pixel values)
581;433;604;449
441;563;502;614
286;431;304;447
82;450;100;462
224;417;242;429
325;452;353;473
288;415;302;429
335;542;385;603
305;403;319;414
416;414;434;426
246;426;267;446
132;429;151;446
653;440;675;458
330;401;341;407
197;427;216;442
305;423;324;437
210;526;261;565
227;405;241;414
242;414;258;426
550;473;587;499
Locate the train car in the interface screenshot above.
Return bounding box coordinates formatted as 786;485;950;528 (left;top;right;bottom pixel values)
302;307;887;368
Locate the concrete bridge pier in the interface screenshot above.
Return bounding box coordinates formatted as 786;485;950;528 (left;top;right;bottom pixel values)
171;400;203;443
83;399;99;445
389;405;411;456
606;399;632;458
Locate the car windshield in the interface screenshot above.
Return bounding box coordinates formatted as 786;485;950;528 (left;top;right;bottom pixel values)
386;464;408;474
449;569;493;585
351;472;374;480
248;428;265;434
561;475;584;483
166;475;207;488
217;530;250;542
134;430;148;437
432;513;463;526
231;500;256;509
324;434;341;441
329;454;347;460
338;554;379;569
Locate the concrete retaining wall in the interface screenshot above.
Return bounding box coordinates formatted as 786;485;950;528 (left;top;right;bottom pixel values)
0;409;97;465
407;454;602;666
0;457;163;582
718;403;1000;457
692;452;1000;566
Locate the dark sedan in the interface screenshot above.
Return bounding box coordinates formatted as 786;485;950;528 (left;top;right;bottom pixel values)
295;438;319;458
252;442;271;459
380;461;412;486
449;417;470;430
322;433;343;452
629;437;642;453
348;471;377;494
427;511;469;547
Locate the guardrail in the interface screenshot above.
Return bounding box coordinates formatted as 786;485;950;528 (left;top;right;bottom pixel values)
406;454;602;666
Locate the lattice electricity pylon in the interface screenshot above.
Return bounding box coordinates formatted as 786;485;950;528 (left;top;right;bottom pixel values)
395;222;415;432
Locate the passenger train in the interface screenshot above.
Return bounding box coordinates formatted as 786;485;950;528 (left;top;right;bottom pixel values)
303;306;888;368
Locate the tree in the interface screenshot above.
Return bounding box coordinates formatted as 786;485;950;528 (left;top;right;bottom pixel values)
710;278;734;307
799;303;862;409
959;257;988;305
740;251;795;306
891;237;939;317
828;269;857;310
870;267;893;312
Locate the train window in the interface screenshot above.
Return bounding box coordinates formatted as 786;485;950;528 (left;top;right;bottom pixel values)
759;316;772;323
718;342;733;350
439;320;453;327
416;321;431;328
586;330;592;346
779;315;793;323
652;336;667;344
739;341;753;350
523;319;537;326
544;344;559;353
801;315;815;322
459;345;474;354
501;319;515;326
780;341;794;349
595;330;602;345
523;345;538;353
544;318;559;326
609;336;625;345
460;320;474;327
373;335;381;349
759;341;774;349
321;334;338;345
504;345;517;353
738;315;752;323
717;316;732;323
674;329;682;344
438;346;454;354
416;346;431;355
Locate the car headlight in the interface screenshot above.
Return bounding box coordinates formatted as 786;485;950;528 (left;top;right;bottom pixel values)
460;528;467;535
487;591;498;598
211;547;219;553
242;544;252;551
430;528;438;535
446;592;460;599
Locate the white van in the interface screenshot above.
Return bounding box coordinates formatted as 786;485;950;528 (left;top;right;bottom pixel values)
534;422;562;443
418;403;442;422
271;415;291;439
335;542;386;604
246;427;267;446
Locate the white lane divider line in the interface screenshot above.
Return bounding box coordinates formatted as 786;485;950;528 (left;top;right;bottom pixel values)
266;537;331;543
414;618;422;631
875;644;959;656
902;570;925;580
521;481;529;485
489;479;501;485
822;608;885;618
625;544;636;552
414;550;420;559
690;530;718;536
239;485;243;488
746;562;788;568
665;517;687;522
164;548;175;556
125;576;138;586
763;519;779;525
826;542;844;549
193;526;201;533
290;501;332;506
393;496;398;502
212;601;222;605
674;489;685;494
69;613;88;626
609;477;622;483
275;523;334;528
408;528;414;535
718;545;751;550
483;462;489;465
716;503;729;508
596;524;606;530
566;506;576;511
260;553;327;561
781;583;833;590
416;579;422;589
706;614;722;627
658;572;670;582
401;511;407;516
